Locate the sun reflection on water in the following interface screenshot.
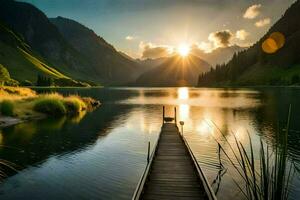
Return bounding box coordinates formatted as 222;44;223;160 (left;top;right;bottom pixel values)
179;104;190;121
196;120;214;137
178;87;189;100
177;87;190;121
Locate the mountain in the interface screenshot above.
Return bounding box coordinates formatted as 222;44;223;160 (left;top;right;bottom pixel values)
199;45;246;67
136;57;168;73
136;45;243;75
0;0;95;83
0;19;82;86
50;17;141;85
138;46;245;71
198;0;300;86
0;0;141;86
135;55;211;86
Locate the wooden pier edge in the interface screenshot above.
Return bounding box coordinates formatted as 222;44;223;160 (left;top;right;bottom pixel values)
131;127;162;200
132;106;217;200
181;135;217;200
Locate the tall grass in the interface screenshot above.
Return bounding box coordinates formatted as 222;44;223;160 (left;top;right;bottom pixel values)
0;86;36;100
64;96;87;114
214;105;295;200
33;93;96;116
34;97;67;116
0;87;99;118
0;100;14;116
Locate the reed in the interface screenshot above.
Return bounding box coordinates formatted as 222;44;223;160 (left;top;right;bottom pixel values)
0;159;18;181
214;105;295;200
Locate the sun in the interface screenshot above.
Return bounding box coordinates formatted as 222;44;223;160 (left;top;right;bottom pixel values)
177;43;190;57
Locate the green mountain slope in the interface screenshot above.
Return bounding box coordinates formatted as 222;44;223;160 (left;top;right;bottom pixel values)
0;22;69;83
198;0;300;86
135;55;211;86
0;0;101;85
0;0;145;86
50;17;142;85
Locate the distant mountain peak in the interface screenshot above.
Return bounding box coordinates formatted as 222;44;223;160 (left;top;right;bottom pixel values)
198;45;246;66
135;54;211;86
50;16;115;51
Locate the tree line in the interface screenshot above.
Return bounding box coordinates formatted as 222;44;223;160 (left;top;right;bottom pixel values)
36;75;54;86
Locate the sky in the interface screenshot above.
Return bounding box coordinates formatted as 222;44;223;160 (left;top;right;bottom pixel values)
21;0;296;59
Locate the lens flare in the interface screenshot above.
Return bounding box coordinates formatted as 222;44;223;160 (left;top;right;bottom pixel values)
262;38;278;54
262;32;285;54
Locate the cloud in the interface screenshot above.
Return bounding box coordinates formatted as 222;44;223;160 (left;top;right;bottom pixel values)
236;29;250;40
243;4;261;19
208;30;233;48
194;42;214;53
125;36;134;40
140;42;172;59
189;44;206;57
255;18;271;27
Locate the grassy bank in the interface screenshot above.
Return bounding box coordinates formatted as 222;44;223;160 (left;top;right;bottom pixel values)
0;87;100;127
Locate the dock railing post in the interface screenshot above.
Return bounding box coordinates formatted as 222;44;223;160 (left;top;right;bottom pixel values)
174;107;177;125
163;106;165;124
179;121;184;137
147;141;150;163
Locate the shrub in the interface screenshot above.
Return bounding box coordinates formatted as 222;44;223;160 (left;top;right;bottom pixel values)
81;97;100;110
64;96;86;114
34;98;66;116
0;100;14;116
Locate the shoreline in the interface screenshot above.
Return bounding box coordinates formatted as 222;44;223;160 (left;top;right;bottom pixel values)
28;86;103;89
20;85;300;90
0;115;45;128
0;87;101;128
0;116;23;128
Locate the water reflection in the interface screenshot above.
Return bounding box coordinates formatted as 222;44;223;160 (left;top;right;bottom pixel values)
196;120;214;137
178;104;189;121
177;87;190;121
178;87;189;100
0;87;299;200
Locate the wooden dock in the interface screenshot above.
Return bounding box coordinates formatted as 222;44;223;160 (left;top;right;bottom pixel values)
132;107;217;200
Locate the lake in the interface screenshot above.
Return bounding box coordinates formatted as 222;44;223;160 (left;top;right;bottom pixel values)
0;87;299;199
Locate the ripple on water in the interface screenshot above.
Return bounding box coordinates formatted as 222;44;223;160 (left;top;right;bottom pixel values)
0;87;300;200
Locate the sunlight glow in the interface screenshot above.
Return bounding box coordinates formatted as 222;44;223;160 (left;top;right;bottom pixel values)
179;104;190;121
196;121;214;136
177;43;190;57
178;87;189;100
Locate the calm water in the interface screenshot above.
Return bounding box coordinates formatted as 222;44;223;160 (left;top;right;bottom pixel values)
0;87;300;199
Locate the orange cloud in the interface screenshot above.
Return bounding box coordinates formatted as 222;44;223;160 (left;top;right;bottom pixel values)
243;4;261;19
140;42;173;59
255;18;271;27
236;29;250;40
208;30;233;48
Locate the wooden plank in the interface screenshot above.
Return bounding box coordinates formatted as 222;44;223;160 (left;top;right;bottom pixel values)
140;123;209;200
